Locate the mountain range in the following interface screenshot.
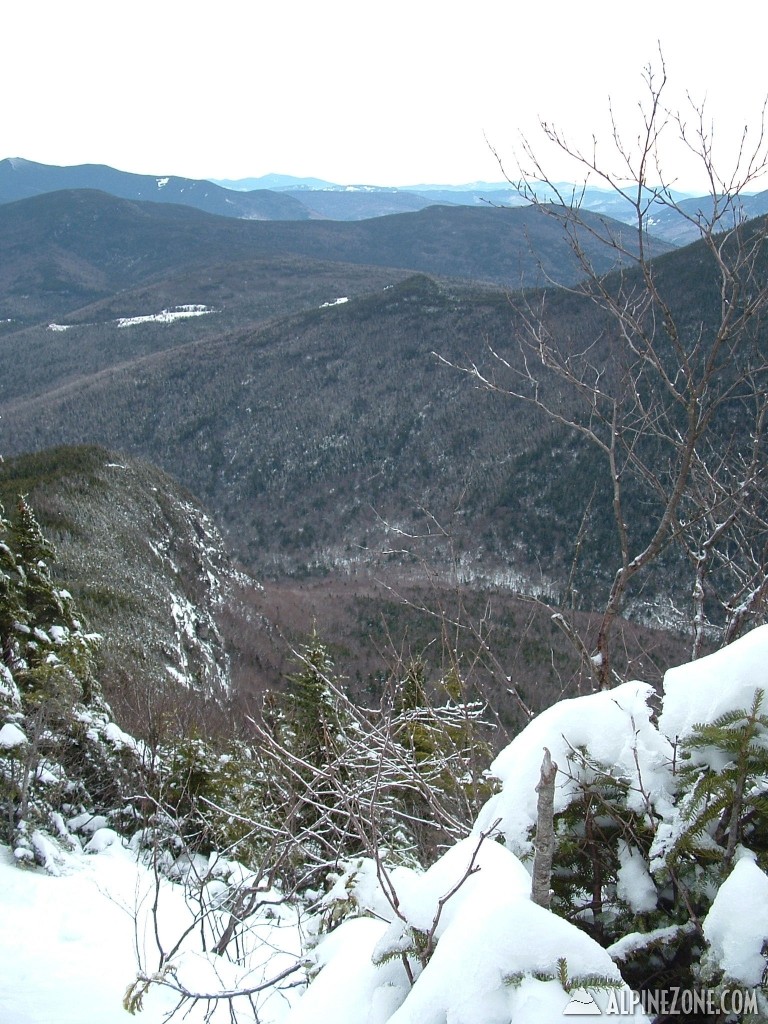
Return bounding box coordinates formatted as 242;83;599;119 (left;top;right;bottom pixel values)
5;156;768;243
0;156;758;717
1;158;765;1024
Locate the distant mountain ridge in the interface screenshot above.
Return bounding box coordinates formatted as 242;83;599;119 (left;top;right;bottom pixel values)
0;157;311;220
6;157;768;240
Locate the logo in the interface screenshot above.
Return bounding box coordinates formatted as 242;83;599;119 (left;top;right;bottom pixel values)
561;987;759;1017
563;988;602;1015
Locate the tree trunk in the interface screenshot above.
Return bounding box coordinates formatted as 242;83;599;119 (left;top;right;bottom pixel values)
531;747;558;909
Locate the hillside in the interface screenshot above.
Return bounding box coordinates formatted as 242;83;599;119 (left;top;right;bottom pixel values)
0;446;258;737
0;275;579;578
0;445;688;742
1;209;759;600
0;187;677;608
2;453;764;1023
1;188;765;687
0;188;671;325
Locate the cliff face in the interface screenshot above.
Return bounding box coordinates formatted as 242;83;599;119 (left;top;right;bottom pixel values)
0;446;262;734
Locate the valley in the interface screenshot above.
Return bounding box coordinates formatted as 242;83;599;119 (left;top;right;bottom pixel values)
0;163;765;739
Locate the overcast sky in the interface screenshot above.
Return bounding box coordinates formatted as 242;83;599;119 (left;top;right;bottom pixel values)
4;1;768;192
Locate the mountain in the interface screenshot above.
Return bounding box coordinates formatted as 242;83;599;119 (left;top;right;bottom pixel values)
1;184;758;660
0;188;672;324
281;188;455;220
0;446;257;736
645;188;768;244
0;443;687;739
0;157;311;220
213;170;766;241
0;189;414;323
0;224;737;593
9;158;762;239
214;173;339;190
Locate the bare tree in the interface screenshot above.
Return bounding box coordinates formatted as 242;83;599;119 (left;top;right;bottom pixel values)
442;57;768;687
122;639;499;1018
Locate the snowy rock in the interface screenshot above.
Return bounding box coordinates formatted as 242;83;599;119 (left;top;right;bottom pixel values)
67;812;109;835
84;828;120;854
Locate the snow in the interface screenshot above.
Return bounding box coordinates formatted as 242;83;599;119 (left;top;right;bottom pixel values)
660;623;768;742
84;826;120;853
115;305;214;327
474;681;674;856
608;922;697;962
103;720;142;752
67;811;109;833
0;843;169;1023
6;625;768;1022
615;841;658;913
702;853;768;986
386;897;649;1024
0;839;302;1024
285;917;406;1024
290;836;649;1024
0;663;21;706
0;721;27;748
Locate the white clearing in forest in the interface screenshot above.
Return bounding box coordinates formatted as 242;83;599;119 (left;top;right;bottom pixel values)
116;305;215;327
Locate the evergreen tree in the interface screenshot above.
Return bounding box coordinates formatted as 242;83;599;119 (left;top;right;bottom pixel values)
0;493;144;870
391;659;495;856
286;629;349;763
0;501;25;700
669;688;768;873
4;497;97;708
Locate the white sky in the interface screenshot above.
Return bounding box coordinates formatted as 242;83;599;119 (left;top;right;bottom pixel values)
4;0;768;191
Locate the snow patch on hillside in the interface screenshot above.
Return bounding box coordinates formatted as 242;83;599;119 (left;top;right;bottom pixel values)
116;304;215;327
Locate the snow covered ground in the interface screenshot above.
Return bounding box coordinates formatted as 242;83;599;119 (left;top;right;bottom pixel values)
0;841;176;1023
47;305;216;333
0;840;299;1024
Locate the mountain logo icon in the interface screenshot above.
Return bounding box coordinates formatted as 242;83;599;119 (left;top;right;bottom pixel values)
563;988;603;1015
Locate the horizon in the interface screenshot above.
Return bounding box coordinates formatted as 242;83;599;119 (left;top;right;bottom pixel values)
0;155;742;199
